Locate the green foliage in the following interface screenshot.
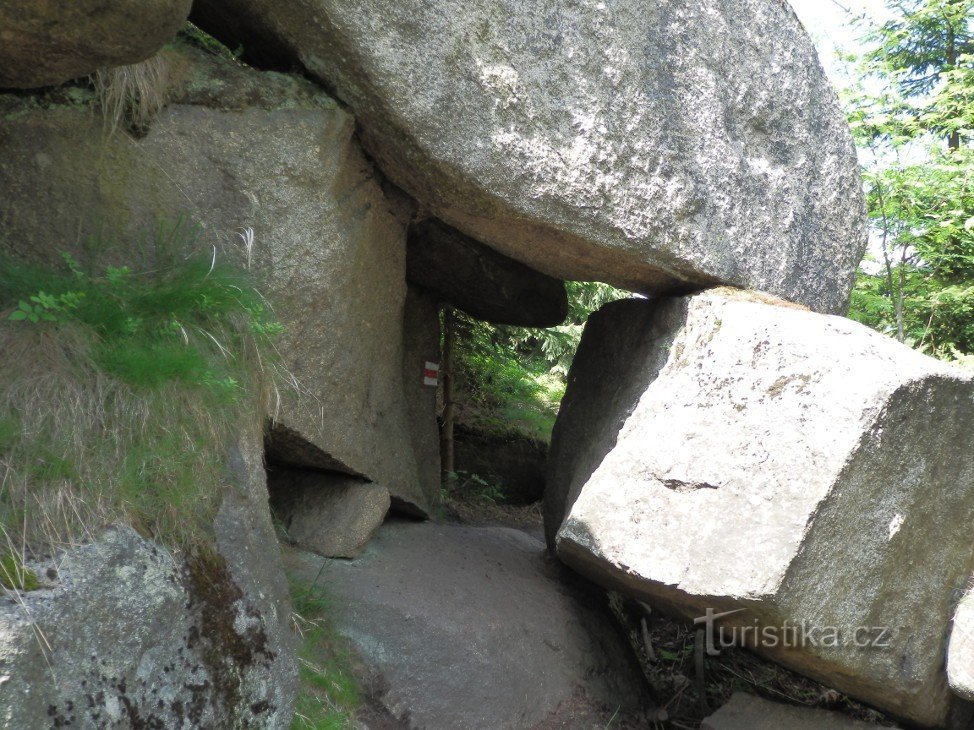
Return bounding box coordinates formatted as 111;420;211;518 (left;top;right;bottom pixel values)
442;470;505;505
845;0;974;360
858;0;974;145
849;151;974;354
453;311;563;440
452;281;622;441
0;554;38;591
0;224;282;550
289;576;360;730
2;245;279;397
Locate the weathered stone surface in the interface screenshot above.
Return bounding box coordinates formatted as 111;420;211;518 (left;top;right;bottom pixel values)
401;285;443;507
543;298;665;550
283;521;648;728
269;468;390;559
407;219;568;327
0;427;297;728
949;590;974;702
0;0;191;88
455;425;547;505
191;0;865;313
0;44;429;515
702;693;893;730
552;289;974;727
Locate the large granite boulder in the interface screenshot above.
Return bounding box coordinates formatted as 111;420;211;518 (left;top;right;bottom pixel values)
0;43;431;516
269;468;390;559
407;219;567;327
283;521;649;727
0;0;191;88
549;289;974;727
191;0;865;313
543;298;665;549
0;427;298;727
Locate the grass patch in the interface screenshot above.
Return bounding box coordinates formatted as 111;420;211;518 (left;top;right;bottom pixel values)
0;553;38;591
289;575;361;729
0;223;282;553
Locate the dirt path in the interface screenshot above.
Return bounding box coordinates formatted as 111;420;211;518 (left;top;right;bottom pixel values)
284;519;651;728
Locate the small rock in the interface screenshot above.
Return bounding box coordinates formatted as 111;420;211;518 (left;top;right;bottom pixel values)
270;468;390;559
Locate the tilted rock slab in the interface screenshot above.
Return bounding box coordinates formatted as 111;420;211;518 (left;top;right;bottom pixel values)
0;428;297;727
0;0;191;88
191;0;865;313
549;289;974;727
949;588;974;702
269;468;390;559
0;43;432;515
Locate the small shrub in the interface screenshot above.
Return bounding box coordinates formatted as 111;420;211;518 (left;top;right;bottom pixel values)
443;470;505;504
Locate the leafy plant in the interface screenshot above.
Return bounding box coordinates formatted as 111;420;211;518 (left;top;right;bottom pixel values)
443;470;505;504
8;291;85;323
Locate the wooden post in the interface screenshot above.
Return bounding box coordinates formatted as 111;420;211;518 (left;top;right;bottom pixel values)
440;306;456;481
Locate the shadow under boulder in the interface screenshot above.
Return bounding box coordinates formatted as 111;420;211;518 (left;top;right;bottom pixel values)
453;425;547;505
407;218;568;328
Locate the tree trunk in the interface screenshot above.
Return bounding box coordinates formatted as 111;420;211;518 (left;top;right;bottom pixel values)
440;306;456;481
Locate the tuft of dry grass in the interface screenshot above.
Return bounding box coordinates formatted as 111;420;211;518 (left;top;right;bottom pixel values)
0;323;263;555
93;53;170;135
0;237;284;558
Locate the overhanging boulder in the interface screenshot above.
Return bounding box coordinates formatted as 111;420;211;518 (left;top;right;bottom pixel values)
191;0;866;313
549;289;974;727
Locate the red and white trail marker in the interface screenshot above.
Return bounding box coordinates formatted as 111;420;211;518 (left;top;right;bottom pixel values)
423;361;440;387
